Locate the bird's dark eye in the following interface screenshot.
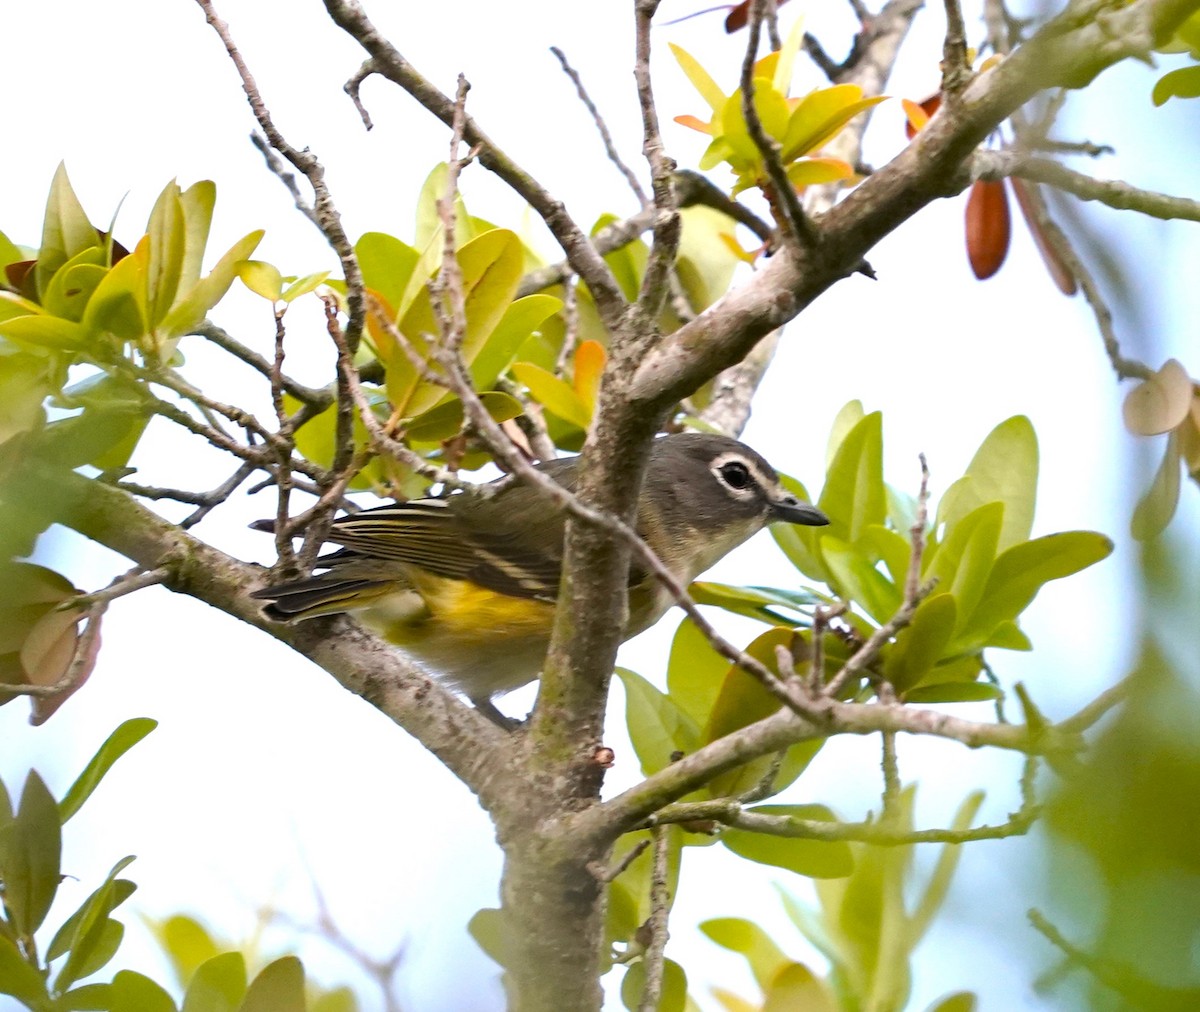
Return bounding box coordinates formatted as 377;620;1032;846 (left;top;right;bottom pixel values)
719;460;752;490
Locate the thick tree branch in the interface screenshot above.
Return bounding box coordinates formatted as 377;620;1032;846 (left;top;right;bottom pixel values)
628;0;1200;414
18;463;514;805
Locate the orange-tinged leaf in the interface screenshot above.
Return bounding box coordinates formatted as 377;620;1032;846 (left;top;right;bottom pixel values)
572;340;606;413
965;179;1010;280
1123;359;1194;435
674;114;713;134
903;93;941;139
364;288;400;360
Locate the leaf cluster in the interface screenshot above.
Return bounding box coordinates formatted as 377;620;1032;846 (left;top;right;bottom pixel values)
0;720;356;1012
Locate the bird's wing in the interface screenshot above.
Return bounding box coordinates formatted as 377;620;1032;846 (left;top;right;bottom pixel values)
324;497;566;602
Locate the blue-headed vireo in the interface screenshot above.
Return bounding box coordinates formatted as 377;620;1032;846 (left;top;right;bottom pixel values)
253;433;827;705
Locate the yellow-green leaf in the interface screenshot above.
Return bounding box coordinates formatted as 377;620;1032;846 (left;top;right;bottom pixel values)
884;593;957;692
469;292;561;390
36;163;98;298
405;390;523;442
670;43;727;113
615;667;699;776
936;415;1038;552
721;805;854;878
510;361;590;429
782;86;886;161
237;260;283;302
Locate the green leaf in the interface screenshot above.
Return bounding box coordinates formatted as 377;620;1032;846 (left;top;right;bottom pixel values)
0;309;89;351
48;877;136;961
5;770;62;936
620;958;687;1012
925;991;978;1012
818;411;885;545
109;970;177;1012
237;261;283;302
467;907;510;969
414;163;470;251
0;933;48;1004
958;531;1113;649
1152;64;1200;105
674;205;739;313
51;859;136;992
669;43;727;112
782;86;886;161
667;616;734;728
910;792;985;940
721;805;854;878
82;242;149;343
311;987;358;1012
902;682;1002;704
0;229;24;272
280;271;330;303
614;667;700;775
884;594;957;692
147;914;222;990
688;581;818;626
1132;430;1183;541
821;536;901;625
240;956;305;1012
936;416;1037;552
700;917;790;990
41;245;107;322
926;502;1003;634
770;474;829;584
510;361;590;429
59;982;115;1010
37;163;99;299
60;718;157;823
468;293;561;390
159;230;265;342
404;390;523;443
182;952;247;1012
763;963;837;1012
178;181;216;295
146;180;187;327
356;232;420;326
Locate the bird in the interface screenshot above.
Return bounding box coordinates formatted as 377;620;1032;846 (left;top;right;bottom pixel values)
253;432;828;709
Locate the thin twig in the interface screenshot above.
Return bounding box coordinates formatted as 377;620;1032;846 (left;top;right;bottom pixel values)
941;0;972;96
633;0;683;334
740;0;814;247
1056;675;1132;735
345;59;377;130
588;838;651;883
976;150;1200;225
195;319;329;406
249;132;321;229
551;46;647;207
322;0;627;331
878;682;902;814
824;454;932;699
643;797;1039;845
58;567;171;611
0;603;105;699
637;827;672;1012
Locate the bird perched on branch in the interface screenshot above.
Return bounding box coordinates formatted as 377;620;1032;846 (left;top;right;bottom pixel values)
253;432;827;710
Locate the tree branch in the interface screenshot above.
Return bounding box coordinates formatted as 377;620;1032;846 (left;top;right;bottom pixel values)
20;462;516;805
321;0;628;332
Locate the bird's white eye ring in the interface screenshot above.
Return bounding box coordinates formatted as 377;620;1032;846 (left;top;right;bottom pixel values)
718;460;752;490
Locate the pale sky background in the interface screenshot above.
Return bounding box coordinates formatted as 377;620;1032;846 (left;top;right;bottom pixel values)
2;1;1198;1010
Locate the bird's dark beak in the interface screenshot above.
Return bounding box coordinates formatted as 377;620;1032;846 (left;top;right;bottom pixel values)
769;493;829;527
